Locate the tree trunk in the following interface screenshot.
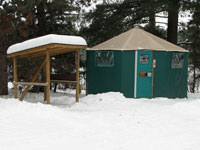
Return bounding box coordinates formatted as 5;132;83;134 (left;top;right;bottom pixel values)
54;83;57;93
167;0;179;44
0;35;8;95
149;4;155;30
37;1;47;36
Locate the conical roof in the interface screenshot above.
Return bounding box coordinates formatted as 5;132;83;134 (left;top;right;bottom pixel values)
88;28;188;52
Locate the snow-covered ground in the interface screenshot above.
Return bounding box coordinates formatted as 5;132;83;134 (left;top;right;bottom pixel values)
1;89;200;150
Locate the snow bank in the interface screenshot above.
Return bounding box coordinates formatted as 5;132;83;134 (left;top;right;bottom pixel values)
8;82;13;89
7;34;87;54
1;92;200;150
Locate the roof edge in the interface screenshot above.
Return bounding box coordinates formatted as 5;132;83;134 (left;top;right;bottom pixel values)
87;48;189;52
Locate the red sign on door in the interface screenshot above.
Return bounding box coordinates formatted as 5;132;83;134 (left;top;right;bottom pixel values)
153;59;156;68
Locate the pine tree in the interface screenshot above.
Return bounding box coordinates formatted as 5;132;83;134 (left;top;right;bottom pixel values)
167;0;179;44
0;0;24;95
187;1;200;92
0;0;94;95
80;0;167;47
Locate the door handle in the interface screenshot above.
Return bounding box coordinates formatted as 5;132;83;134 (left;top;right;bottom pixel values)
147;72;152;77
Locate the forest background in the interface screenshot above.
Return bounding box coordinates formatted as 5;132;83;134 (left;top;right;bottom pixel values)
0;0;199;95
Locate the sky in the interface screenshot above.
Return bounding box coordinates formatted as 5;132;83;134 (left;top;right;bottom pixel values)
155;11;192;29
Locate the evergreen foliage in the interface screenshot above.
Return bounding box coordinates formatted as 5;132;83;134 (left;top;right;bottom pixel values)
187;1;200;92
0;0;200;94
80;0;167;47
0;0;93;94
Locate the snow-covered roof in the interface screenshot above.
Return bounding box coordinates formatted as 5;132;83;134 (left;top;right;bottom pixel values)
89;28;188;52
7;34;87;54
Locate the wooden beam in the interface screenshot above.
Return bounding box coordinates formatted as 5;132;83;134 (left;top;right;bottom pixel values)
49;48;75;57
13;57;18;99
45;52;50;104
21;48;76;59
19;58;46;101
13;81;48;86
7;44;56;58
7;43;87;58
75;50;80;102
51;80;77;84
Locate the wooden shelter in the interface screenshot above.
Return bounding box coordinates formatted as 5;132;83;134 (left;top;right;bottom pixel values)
7;34;87;104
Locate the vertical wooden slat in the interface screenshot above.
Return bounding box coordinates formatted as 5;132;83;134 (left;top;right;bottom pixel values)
45;52;50;104
13;57;18;99
19;58;46;101
76;50;80;102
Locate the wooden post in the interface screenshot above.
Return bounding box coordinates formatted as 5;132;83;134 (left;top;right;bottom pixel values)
19;58;46;101
43;67;46;101
75;50;80;102
45;52;50;104
13;57;18;99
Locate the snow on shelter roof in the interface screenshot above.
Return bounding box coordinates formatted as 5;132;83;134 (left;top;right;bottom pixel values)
88;28;188;52
7;34;87;55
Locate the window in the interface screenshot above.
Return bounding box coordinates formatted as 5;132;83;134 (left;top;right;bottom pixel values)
140;55;149;64
96;51;114;67
171;53;184;68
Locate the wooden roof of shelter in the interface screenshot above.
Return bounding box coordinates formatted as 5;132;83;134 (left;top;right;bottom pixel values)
7;34;87;58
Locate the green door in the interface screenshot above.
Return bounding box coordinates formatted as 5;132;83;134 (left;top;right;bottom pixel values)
136;50;153;98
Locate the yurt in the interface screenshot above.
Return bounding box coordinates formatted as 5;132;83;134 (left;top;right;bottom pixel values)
86;28;188;98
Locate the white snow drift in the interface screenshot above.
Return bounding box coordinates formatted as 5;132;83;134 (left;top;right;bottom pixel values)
1;92;200;150
7;34;87;54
